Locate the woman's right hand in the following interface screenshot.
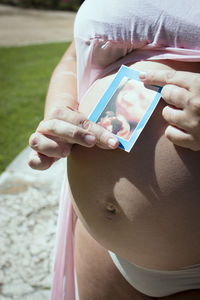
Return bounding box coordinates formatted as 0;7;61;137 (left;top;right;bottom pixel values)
28;106;119;170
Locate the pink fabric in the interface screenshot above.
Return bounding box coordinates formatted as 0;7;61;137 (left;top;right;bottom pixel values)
50;171;77;300
51;1;200;299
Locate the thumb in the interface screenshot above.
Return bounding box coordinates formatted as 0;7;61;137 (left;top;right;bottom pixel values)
28;150;58;170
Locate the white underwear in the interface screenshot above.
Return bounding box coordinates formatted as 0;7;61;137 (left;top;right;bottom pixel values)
109;251;200;297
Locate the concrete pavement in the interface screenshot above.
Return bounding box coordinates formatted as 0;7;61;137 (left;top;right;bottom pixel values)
0;148;66;300
0;4;75;45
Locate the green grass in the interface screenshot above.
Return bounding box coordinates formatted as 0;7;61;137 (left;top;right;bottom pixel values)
0;42;70;173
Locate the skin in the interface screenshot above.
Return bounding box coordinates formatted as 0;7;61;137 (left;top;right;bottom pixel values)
28;41;200;298
68;60;200;299
139;70;200;151
75;219;200;300
28;45;200;168
28;42;118;170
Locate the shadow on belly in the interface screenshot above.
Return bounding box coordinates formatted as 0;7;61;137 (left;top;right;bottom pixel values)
67;58;200;267
67;97;200;263
68;101;164;216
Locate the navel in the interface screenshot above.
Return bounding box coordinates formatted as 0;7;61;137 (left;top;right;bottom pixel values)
103;199;119;219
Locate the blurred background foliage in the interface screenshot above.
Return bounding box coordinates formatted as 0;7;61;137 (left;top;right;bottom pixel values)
0;0;84;11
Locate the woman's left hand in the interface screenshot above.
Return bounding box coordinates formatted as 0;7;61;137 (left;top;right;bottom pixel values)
140;70;200;151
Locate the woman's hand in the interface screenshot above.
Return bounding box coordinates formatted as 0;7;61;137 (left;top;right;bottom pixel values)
140;70;200;151
28;106;119;170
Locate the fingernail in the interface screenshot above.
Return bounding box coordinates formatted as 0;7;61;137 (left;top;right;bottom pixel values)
84;134;96;145
108;138;118;148
139;72;146;80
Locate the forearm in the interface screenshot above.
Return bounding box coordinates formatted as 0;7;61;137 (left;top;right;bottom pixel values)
44;41;78;119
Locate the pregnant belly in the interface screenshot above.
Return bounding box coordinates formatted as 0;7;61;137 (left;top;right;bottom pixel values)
67;60;200;270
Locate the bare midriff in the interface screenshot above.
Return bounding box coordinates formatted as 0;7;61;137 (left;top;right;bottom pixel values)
67;60;200;270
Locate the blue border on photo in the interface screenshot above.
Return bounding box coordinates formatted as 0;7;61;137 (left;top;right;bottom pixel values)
89;65;162;152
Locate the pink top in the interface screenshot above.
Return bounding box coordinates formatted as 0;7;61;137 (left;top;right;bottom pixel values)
51;1;200;299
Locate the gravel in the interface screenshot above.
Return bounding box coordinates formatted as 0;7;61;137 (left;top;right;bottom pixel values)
0;147;66;299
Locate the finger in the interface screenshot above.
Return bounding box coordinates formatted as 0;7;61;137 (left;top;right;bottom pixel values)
29;132;71;158
161;84;190;109
80;119;119;149
37;119;96;146
47;106;91;126
46;107;119;148
28;150;57;170
162;105;200;134
139;70;200;90
165;125;200;151
185;95;200;116
162;106;192;132
37;119;119;149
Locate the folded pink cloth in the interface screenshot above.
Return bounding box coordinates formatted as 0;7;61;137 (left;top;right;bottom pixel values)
50;171;76;300
50;1;200;299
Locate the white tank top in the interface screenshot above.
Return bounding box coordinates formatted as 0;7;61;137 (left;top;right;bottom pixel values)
74;0;200;101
